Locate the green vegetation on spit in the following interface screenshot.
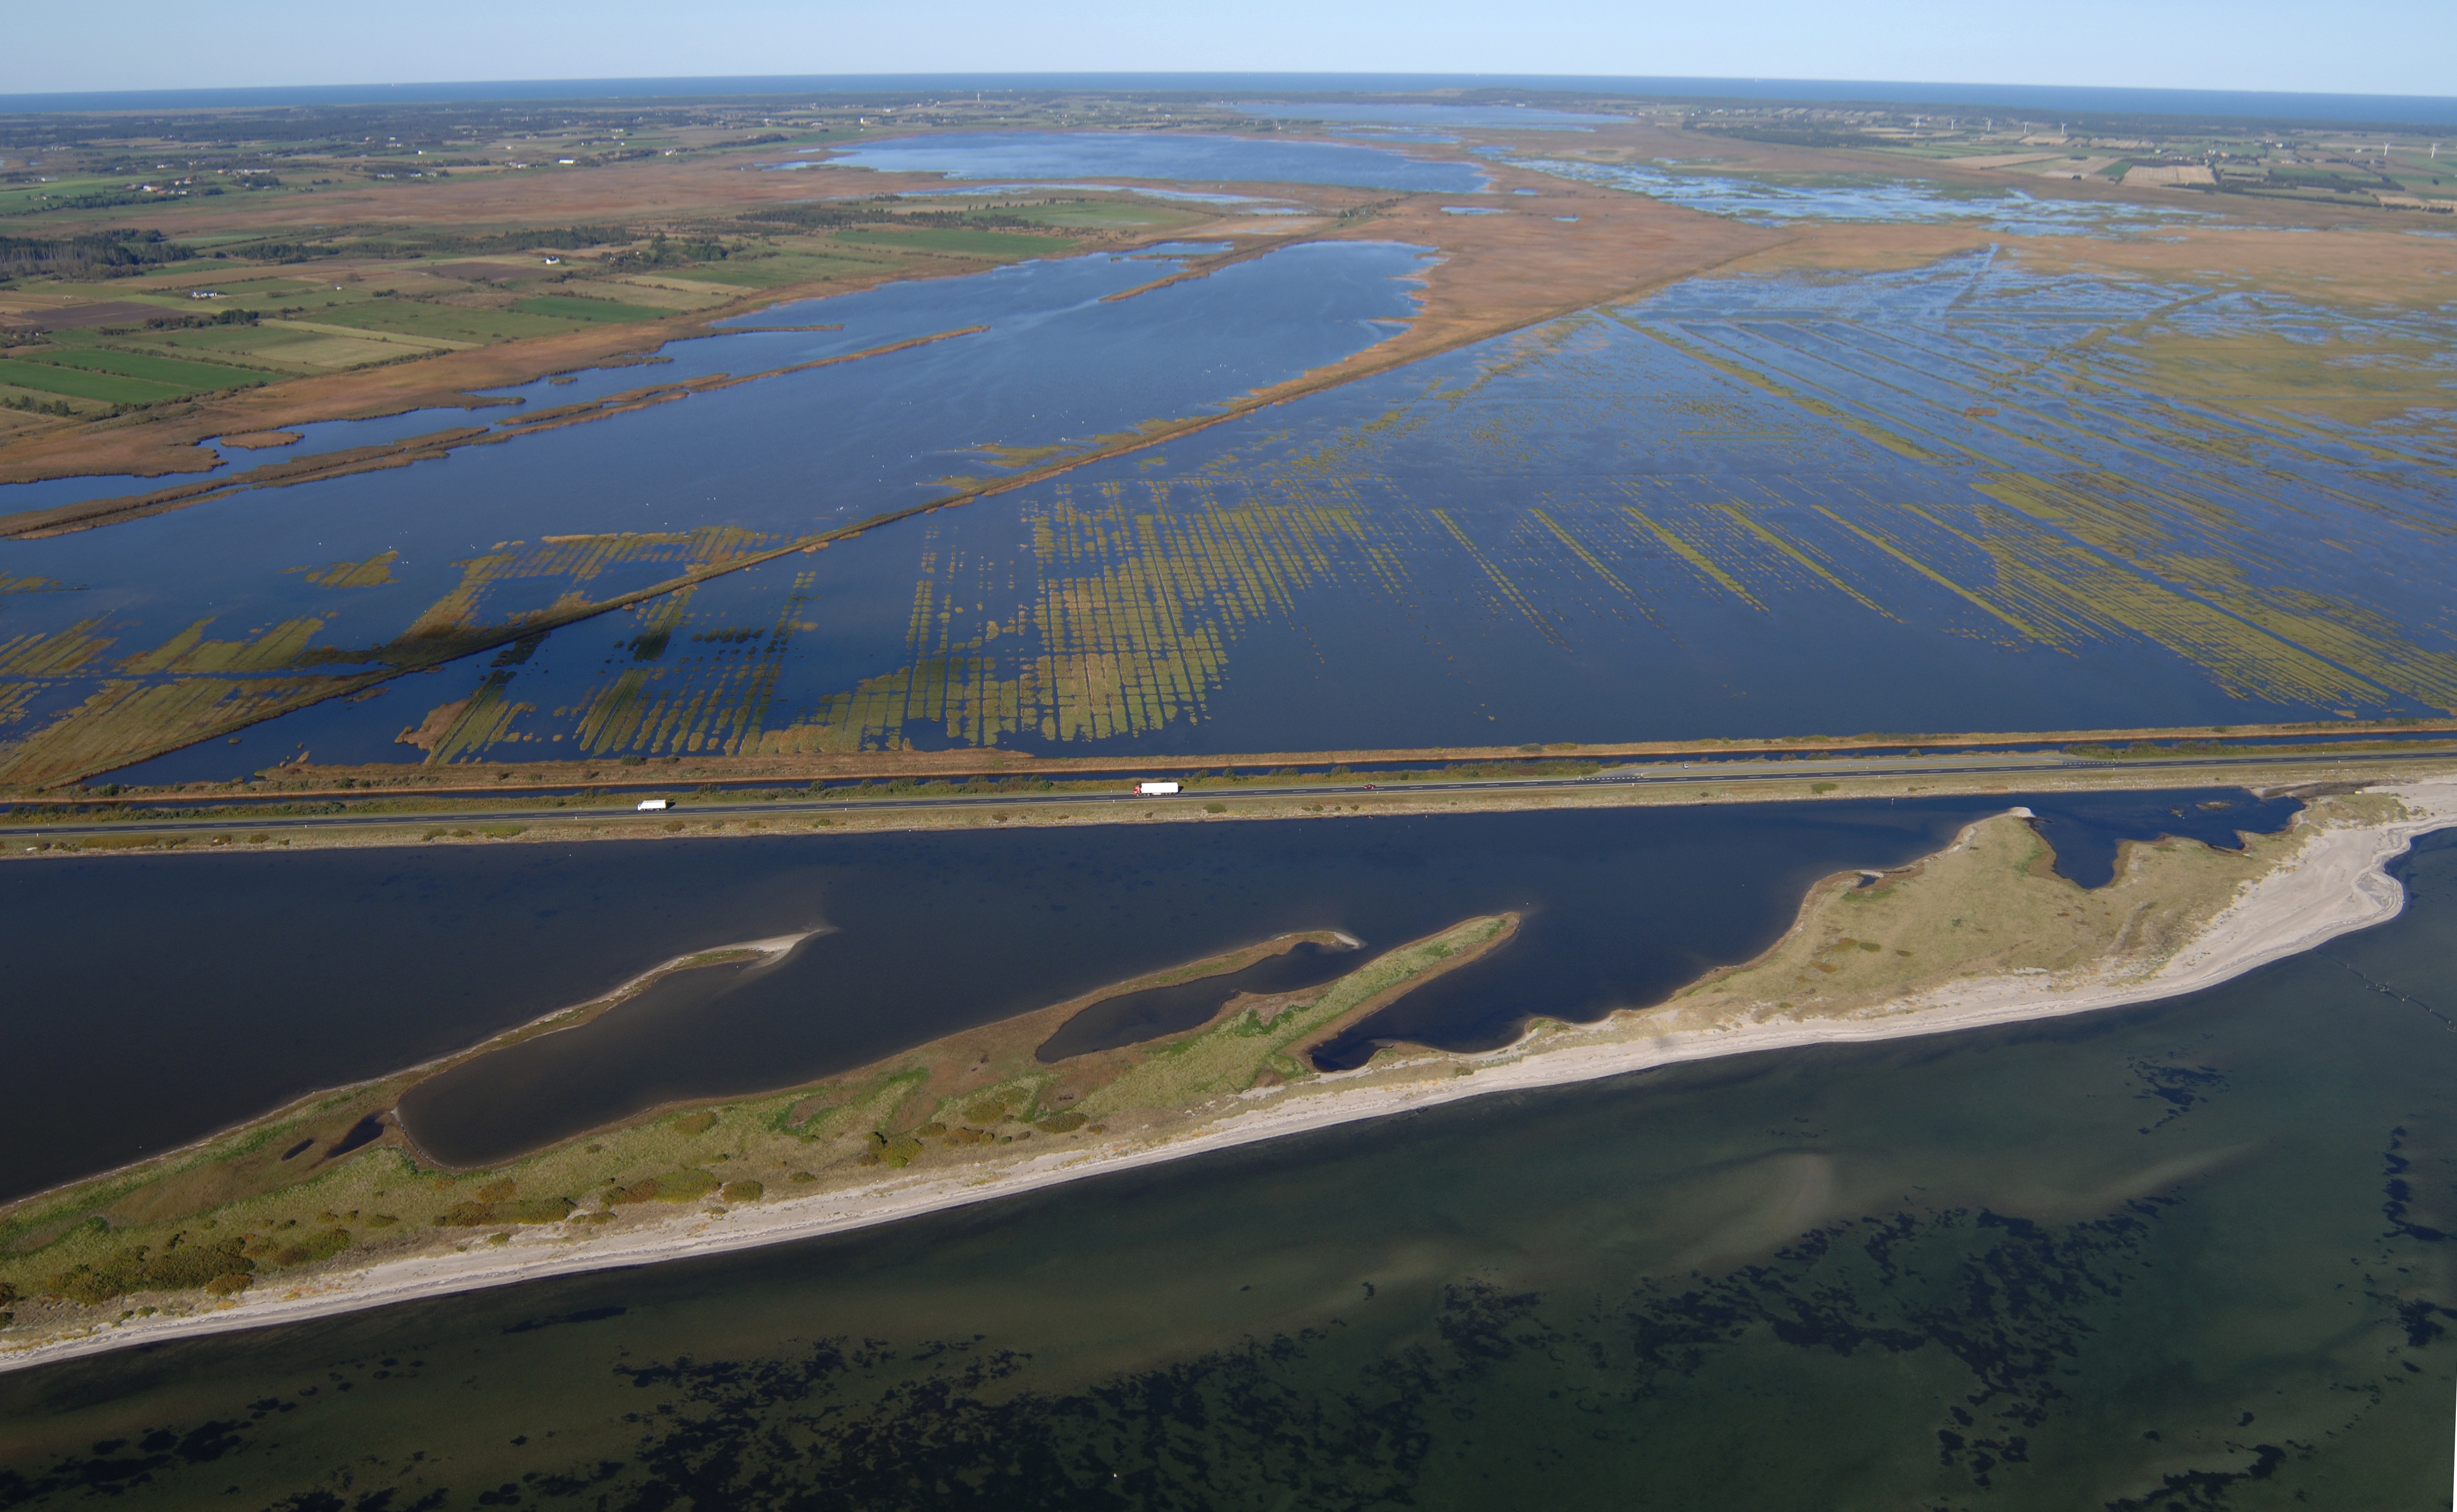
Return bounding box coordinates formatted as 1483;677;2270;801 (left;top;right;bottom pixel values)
0;915;1512;1326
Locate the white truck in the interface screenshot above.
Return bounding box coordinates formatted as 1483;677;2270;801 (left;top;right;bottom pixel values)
636;798;670;811
1134;780;1181;796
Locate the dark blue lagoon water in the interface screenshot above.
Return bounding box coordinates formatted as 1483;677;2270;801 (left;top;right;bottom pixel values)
0;791;2290;1192
1035;936;1365;1062
4;827;2449;1509
817;130;1488;191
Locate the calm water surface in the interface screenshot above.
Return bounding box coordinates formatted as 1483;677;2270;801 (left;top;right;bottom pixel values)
822;130;1488;191
2;830;2447;1508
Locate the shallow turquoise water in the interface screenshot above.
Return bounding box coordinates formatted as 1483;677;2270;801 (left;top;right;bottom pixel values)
5;829;2452;1508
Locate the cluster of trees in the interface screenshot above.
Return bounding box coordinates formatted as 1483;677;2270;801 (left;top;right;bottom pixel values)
604;232;733;270
101;307;260;333
0;227;193;280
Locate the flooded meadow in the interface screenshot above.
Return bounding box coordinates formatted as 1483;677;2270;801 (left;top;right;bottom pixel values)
120;245;2457;781
3;136;2452;789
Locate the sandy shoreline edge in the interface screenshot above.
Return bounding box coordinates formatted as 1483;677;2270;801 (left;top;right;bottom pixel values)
7;780;2452;1374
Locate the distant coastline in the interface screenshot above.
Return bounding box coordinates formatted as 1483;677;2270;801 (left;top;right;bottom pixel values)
5;77;2450;129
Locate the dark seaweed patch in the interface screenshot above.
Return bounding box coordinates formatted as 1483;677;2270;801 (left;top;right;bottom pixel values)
2131;1060;2227;1132
502;1305;628;1335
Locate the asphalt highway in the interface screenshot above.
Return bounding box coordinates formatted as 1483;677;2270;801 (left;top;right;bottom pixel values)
7;749;2440;841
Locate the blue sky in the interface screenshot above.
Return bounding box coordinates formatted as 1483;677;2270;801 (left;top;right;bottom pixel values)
7;0;2452;99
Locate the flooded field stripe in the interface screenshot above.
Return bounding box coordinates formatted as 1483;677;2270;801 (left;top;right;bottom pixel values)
1708;501;1897;620
1806;503;2047;642
1616;497;1765;611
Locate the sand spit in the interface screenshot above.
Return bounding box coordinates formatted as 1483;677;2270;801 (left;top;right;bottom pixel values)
7;781;2453;1374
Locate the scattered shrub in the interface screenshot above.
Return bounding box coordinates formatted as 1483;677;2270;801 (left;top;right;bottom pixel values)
204;1273;251;1297
604;1169;721;1204
672;1110;718;1136
869;1136;923;1168
962;1099;1010;1124
719;1180;763;1203
1035;1111;1087;1133
48;1232;255;1305
436;1197;574;1227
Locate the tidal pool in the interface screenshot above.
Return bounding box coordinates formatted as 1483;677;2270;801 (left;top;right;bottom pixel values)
3;828;2446;1508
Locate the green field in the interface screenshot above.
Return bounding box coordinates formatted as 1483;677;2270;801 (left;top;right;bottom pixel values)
666;252;896;288
994;201;1206;230
308;301;586;342
510;295;672;323
0;361;186;403
36;345;267;389
0;177;147;215
834;227;1075;257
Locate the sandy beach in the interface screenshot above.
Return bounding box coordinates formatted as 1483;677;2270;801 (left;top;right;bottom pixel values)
7;778;2452;1375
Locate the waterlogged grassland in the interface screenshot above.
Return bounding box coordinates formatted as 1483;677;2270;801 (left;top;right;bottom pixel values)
7;232;2453;785
0;523;798;786
325;245;2457;774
